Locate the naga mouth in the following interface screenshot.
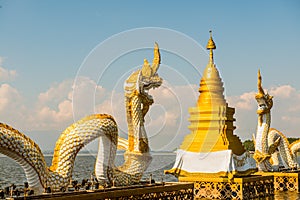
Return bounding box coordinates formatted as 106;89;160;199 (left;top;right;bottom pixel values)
143;81;162;91
257;103;270;115
259;104;266;108
143;83;151;90
143;81;161;102
258;103;268;110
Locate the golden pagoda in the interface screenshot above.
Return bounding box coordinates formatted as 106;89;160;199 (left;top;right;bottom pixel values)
165;32;272;200
179;31;245;155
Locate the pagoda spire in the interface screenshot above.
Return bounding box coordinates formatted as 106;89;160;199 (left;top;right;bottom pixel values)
197;30;225;106
206;30;216;65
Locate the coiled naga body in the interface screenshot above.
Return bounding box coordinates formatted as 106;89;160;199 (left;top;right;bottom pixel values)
0;43;162;193
253;70;300;171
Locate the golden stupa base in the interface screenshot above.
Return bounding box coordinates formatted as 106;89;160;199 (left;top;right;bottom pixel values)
179;175;274;199
256;170;300;193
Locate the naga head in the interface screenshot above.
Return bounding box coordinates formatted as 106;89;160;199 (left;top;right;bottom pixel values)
125;43;163;100
138;42;163;97
255;70;273;116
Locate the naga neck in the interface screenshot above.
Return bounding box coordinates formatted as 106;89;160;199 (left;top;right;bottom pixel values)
254;110;274;171
125;91;150;153
256;110;271;153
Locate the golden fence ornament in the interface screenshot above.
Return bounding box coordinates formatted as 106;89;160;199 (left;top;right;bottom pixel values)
257;171;300;192
182;176;274;199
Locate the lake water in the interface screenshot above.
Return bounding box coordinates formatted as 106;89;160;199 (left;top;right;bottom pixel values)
0;153;299;199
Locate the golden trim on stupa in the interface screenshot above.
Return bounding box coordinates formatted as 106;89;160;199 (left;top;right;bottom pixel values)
180;31;245;155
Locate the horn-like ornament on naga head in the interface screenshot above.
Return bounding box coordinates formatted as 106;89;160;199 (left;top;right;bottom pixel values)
255;69;273;123
141;42;160;78
151;42;160;74
255;69;265;99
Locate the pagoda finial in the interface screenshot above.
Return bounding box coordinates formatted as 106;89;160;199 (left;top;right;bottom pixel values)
206;30;216;65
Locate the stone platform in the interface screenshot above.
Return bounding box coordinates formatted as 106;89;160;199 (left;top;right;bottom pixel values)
256;171;300;193
179;175;274;199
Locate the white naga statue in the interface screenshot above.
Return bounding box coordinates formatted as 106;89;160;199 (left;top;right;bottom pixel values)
253;70;300;171
0;43;162;193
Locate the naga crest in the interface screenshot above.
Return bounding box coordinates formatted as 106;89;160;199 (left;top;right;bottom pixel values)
255;70;273;116
125;42;163;100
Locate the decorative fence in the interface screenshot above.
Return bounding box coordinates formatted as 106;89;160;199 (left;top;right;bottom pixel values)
180;175;274;199
257;171;300;192
11;182;194;200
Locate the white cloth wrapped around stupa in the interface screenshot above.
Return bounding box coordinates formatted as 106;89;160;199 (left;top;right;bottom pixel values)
166;149;257;179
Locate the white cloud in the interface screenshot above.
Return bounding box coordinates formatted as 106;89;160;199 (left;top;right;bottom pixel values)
269;85;295;99
38;79;73;105
0;84;27;129
227;92;256;110
28;79;74;130
0;67;17;81
0;57;17;81
95;91;127;134
291;104;300;112
281;116;300;124
0;84;21;110
72;76;108;120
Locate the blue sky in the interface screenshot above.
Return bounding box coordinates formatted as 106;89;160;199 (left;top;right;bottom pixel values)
0;1;299;151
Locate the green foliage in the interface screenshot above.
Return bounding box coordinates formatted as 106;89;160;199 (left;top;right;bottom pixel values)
243;140;255;151
287;138;300;144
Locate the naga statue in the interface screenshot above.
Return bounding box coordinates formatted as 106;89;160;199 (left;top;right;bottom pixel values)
95;42;162;185
253;70;300;171
0;43;162;194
